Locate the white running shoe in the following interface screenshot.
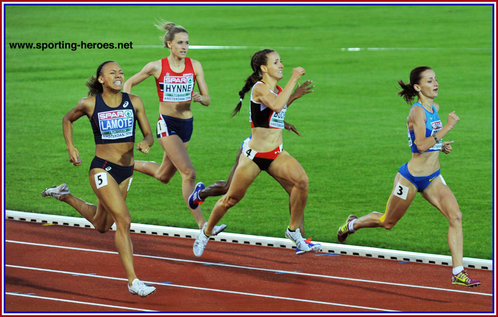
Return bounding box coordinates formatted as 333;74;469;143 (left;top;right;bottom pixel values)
41;184;70;200
285;228;311;253
128;279;156;297
212;224;227;236
193;223;210;257
309;242;322;252
296;239;322;255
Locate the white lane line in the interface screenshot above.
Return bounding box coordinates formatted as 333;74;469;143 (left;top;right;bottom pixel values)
133;45;304;50
6;240;491;297
6;264;395;312
341;47;490;51
134;45;249;49
5;292;157;312
132;45;489;52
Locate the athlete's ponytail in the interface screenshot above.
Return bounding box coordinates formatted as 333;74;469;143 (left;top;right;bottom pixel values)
232;72;261;117
86;60;114;96
398;66;432;104
232;49;275;117
155;19;188;48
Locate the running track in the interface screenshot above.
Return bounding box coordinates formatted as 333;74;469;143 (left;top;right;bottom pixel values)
4;220;494;313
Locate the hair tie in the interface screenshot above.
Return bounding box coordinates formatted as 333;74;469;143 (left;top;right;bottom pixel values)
240;98;243;102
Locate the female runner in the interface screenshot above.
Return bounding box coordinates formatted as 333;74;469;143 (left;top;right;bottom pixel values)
124;21;225;234
42;61;156;296
337;66;480;287
193;49;319;256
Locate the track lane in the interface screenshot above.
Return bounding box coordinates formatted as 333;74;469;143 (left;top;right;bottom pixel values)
4;220;493;313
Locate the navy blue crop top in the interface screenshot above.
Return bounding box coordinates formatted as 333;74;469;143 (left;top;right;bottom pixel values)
90;93;136;144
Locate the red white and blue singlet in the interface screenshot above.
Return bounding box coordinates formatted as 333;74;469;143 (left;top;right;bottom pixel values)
155;57;196;103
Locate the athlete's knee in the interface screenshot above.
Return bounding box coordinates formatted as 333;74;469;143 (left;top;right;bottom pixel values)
157;175;171;184
382;221;396;230
295;174;309;191
181;166;197;183
220;194;240;209
95;222;113;234
447;209;462;227
94;224;109;233
92;215;114;233
378;212;396;230
114;213;132;230
219;181;230;194
154;171;172;184
213;180;229;195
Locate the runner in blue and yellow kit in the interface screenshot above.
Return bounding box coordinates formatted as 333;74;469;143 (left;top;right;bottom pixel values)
337;66;480;287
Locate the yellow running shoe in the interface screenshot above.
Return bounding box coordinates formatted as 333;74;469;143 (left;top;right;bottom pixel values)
451;270;481;287
337;215;357;243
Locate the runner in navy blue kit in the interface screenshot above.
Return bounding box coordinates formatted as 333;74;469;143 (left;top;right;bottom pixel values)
337;66;480;287
41;61;156;296
124;20;226;235
193;49;320;256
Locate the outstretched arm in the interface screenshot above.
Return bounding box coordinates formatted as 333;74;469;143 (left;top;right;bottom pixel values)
123;61;160;93
131;95;154;154
288;80;314;107
62;97;93;166
192;59;210;106
254;67;306;113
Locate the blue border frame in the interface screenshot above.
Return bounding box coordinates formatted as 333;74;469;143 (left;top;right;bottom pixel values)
2;2;496;315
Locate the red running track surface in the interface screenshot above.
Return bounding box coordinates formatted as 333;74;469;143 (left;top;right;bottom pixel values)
4;220;493;313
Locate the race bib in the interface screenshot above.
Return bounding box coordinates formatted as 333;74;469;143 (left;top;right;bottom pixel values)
98;109;134;140
159;74;194;102
269;107;286;129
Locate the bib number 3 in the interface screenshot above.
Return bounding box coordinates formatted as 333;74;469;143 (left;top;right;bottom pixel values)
394;182;409;200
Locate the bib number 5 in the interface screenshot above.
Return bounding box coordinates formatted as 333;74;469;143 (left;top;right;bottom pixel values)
94;172;108;189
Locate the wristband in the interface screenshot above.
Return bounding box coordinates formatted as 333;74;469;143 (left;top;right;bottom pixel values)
433;134;439;143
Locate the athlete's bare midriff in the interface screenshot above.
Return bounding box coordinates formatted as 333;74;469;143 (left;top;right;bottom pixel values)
159;101;193;119
250;127;283;152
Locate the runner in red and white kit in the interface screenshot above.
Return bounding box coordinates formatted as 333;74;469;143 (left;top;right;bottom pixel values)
193;49;319;256
124;20;225;234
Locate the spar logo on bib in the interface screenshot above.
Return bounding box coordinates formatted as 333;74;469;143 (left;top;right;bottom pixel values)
431;120;443;131
159;73;194;102
269;107;286;129
98;109;134;140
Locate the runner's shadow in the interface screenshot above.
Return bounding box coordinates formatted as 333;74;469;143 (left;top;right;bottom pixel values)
5;275;142;307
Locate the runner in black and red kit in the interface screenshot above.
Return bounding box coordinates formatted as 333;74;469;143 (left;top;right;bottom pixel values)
193;49;320;257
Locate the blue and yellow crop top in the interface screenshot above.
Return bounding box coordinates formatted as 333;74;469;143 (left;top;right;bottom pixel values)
90;93;136;144
407;102;442;153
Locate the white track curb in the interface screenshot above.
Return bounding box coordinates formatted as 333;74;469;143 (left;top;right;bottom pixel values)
5;210;492;270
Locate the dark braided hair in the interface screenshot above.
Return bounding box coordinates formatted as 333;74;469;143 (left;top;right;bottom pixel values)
86;61;115;96
232;49;275;117
398;66;432;104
